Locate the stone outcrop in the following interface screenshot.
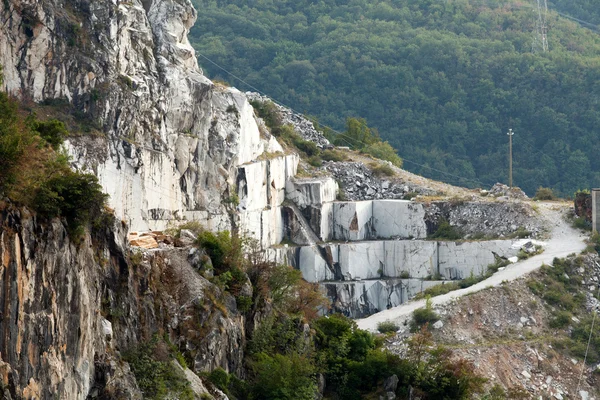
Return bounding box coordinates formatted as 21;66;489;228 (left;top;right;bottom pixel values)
0;204;245;398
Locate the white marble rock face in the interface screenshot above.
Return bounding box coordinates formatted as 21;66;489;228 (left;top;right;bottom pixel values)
1;0;305;247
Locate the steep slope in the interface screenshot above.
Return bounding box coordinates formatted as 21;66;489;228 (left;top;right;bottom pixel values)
189;0;600;196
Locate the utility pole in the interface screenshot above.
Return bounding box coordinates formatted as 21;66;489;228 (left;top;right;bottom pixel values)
507;129;514;188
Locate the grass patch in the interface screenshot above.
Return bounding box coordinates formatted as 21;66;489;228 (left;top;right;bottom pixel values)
321;149;347;162
508;227;531;239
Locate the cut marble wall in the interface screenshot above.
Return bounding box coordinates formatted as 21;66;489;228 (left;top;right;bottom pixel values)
324;279;446;318
276;239;519;283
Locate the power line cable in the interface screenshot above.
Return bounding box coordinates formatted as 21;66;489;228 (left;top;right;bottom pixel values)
196;50;496;189
576;268;600;392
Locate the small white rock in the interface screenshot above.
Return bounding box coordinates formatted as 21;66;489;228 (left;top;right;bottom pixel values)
101;318;113;339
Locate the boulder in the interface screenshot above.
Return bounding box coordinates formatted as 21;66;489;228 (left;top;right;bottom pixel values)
383;375;399;393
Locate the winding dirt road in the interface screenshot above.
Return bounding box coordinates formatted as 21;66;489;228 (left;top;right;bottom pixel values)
356;202;588;332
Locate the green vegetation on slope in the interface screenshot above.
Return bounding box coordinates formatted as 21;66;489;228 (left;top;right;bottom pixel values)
190;0;600;195
0;66;108;239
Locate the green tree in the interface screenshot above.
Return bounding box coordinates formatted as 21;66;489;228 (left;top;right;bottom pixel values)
249;353;316;400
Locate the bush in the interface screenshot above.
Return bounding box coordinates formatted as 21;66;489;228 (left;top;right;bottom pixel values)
509;226;531;239
428;219;462;240
411;298;439;332
362;141;403;167
236;295;253;313
249;353;316;400
534;186;555;200
250;100;282;131
321;149;346;162
371;163;395;177
29;118;67;149
377;321;399;334
123;337;194;400
549;311;572;329
33;170;108;235
208;368;230;392
573;216;591;230
415;282;460;299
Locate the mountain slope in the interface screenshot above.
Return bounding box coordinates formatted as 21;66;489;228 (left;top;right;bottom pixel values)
189;0;600;196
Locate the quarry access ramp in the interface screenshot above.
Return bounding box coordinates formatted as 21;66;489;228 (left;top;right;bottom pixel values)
356;202;588;332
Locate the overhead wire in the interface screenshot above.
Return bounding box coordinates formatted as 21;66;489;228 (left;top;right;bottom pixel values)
195;0;600;191
576;271;600;392
197;50;496;189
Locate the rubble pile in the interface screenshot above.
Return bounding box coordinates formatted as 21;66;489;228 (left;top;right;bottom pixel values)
324;161;437;201
425;201;545;238
486;183;529;199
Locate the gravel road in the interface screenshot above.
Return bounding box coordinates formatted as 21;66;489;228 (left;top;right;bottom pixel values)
356;202;588;332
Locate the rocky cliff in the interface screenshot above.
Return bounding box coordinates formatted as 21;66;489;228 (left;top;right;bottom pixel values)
0;203;244;398
1;0;292;244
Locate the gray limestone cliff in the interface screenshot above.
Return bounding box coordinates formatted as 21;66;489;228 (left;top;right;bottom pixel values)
0;0;292;243
0;204;241;398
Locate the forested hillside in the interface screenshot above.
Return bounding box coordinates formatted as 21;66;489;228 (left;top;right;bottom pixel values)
189;0;600;196
551;0;600;26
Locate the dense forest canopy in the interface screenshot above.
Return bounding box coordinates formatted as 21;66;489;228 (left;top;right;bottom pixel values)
190;0;600;196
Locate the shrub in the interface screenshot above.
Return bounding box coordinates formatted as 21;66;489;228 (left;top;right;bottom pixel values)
124;337;194;400
208;368;230;392
250;100;282;131
573;216;591;230
362;141;403;167
321;149;346;162
377;321;399;334
307;155;323;167
509;226;531;239
249;353;316;400
371;163;395;177
459;272;482;288
236;295;253;313
415;282;460;299
29;118;68;149
488;258;511;274
534;186;555;200
411;298;439;332
549;311;572;329
428;219;462;240
33;171;108;235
